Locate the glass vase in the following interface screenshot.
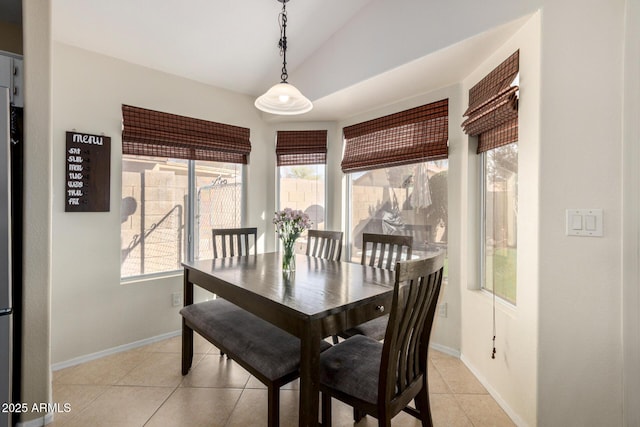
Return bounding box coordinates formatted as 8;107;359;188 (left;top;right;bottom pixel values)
282;238;296;272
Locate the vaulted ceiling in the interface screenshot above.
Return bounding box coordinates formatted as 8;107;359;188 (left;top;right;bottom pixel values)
50;0;537;121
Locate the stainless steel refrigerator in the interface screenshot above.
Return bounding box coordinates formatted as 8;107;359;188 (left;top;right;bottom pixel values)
1;84;21;427
0;86;13;427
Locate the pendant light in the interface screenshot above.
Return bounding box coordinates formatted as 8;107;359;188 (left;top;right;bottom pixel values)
255;0;313;115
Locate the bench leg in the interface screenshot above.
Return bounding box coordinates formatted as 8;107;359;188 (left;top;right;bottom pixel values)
182;320;193;375
322;393;332;427
267;385;280;427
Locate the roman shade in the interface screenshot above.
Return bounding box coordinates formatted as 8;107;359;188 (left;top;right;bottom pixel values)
121;105;252;164
462;50;519;153
276;130;327;166
341;99;448;173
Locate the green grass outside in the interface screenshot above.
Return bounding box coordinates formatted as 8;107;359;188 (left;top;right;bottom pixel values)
486;247;517;304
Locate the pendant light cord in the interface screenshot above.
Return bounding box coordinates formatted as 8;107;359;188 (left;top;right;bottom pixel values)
278;3;288;83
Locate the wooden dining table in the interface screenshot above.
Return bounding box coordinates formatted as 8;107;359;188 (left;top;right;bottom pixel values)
182;252;395;426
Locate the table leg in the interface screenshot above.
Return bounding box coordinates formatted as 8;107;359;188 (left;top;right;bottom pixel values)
182;271;195;375
182;320;193;375
299;322;321;426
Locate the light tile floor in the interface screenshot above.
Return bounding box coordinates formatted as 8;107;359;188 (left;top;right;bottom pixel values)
50;335;515;426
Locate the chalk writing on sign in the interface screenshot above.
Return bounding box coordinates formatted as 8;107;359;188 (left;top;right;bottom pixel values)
65;131;111;212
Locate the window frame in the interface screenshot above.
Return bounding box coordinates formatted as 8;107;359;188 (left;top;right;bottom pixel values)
120;156;244;282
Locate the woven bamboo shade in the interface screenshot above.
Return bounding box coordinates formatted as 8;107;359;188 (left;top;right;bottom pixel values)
276;130;327;166
462;50;519;153
121;105;251;164
341;99;448;173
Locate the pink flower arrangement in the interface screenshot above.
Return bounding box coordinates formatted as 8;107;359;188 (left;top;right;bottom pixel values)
273;208;312;271
273;208;312;242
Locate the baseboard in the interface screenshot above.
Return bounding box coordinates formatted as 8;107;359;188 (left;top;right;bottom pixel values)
51;330;181;371
16;412;54;427
460;353;527;427
429;342;461;358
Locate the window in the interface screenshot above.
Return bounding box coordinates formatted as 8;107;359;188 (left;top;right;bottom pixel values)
120;156;242;279
278;165;326;229
278;164;325;253
348;160;448;263
276;130;327;252
461;51;520;304
120;105;250;280
481;144;517;304
342;99;449;264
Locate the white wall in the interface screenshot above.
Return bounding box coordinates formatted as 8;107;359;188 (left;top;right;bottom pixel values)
50;43;271;363
20;1;52;424
622;0;639;425
460;13;541;427
536;1;625;425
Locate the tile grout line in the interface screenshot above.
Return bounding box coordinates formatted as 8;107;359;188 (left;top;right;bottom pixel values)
223;387;250;427
141;383;182;427
221;360;260;426
51;383;111;426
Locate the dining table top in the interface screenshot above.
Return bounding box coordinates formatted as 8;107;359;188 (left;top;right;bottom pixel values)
182;251;396;321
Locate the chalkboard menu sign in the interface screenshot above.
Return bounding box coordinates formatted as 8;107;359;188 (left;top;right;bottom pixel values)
65;131;111;212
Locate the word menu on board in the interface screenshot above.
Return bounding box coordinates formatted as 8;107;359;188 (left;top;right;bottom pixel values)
65;131;111;212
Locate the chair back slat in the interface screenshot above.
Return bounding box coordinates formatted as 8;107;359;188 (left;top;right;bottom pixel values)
379;252;445;408
306;230;343;261
211;227;257;259
361;233;413;271
396;279;422;393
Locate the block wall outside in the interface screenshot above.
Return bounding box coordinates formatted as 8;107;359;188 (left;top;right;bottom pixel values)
121;169;241;276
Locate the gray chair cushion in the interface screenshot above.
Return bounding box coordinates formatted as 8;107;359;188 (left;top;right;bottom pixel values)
341;315;388;341
181;299;331;381
319;334;382;405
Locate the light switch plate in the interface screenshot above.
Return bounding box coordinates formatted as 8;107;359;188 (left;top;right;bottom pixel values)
566;209;603;237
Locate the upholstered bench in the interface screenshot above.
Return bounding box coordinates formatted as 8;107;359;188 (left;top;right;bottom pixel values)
181;299;331;426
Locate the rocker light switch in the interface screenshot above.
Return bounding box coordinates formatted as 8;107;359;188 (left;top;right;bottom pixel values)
571;214;583;230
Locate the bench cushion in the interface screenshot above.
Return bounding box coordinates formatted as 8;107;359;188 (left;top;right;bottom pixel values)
181;299;331;381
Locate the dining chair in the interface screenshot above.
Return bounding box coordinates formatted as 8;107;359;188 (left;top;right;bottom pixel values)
208;227;258;356
182;226;331;426
211;227;257;258
319;252;445;427
338;233;413;341
306;229;343;261
360;232;413;270
306;229;344;344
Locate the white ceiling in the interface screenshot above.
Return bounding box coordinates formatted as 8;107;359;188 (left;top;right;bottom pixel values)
51;0;531;121
52;0;372;96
